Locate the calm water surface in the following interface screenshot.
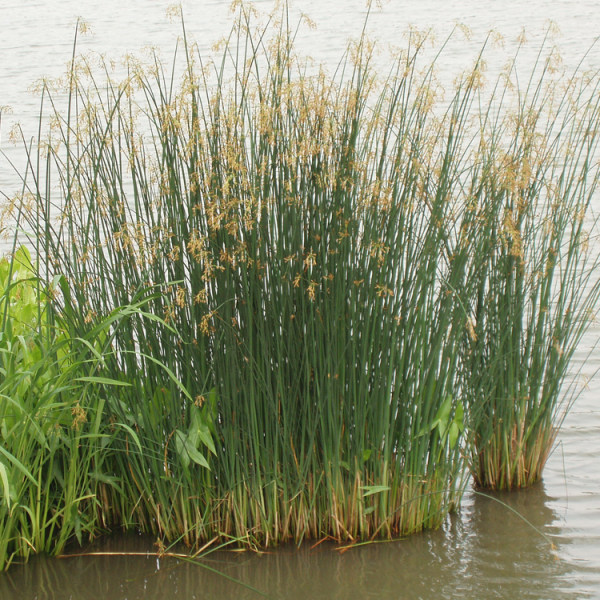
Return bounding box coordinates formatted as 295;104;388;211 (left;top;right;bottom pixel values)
1;1;600;598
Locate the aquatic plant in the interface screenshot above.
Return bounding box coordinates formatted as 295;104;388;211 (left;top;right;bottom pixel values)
0;247;214;569
2;3;600;566
8;8;481;548
0;247;104;568
459;39;600;490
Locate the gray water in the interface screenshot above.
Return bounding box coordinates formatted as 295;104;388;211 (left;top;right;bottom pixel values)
1;1;600;598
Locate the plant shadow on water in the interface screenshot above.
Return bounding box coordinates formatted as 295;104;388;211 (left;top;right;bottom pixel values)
0;482;585;600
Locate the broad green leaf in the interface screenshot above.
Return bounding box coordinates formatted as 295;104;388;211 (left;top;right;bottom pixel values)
449;422;460;449
0;462;12;508
0;446;37;486
196;421;216;456
191;409;216;455
75;376;132;387
174;429;210;470
184;441;210;469
360;485;390;497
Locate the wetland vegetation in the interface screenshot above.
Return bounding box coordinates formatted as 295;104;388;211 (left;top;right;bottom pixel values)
1;3;600;570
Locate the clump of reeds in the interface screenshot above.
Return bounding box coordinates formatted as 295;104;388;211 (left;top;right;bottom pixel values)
11;8;481;548
459;39;600;490
2;3;600;565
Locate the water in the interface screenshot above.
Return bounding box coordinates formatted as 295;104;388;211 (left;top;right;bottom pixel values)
1;1;600;598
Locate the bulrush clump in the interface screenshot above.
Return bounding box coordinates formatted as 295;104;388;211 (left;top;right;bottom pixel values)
1;2;600;569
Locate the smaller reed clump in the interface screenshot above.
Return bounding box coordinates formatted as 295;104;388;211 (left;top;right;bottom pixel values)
1;6;600;567
459;47;600;489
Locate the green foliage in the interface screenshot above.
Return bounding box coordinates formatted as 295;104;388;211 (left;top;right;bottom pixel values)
0;247;39;337
457;36;600;490
0;248;95;567
0;249;214;569
1;4;600;567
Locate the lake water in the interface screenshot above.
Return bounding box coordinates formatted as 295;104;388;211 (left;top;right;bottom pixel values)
1;1;600;598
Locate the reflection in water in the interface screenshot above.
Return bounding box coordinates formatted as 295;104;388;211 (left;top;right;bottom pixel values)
453;485;569;599
0;483;587;600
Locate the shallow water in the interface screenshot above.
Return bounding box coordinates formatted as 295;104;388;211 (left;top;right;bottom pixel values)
1;446;600;600
1;1;600;598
